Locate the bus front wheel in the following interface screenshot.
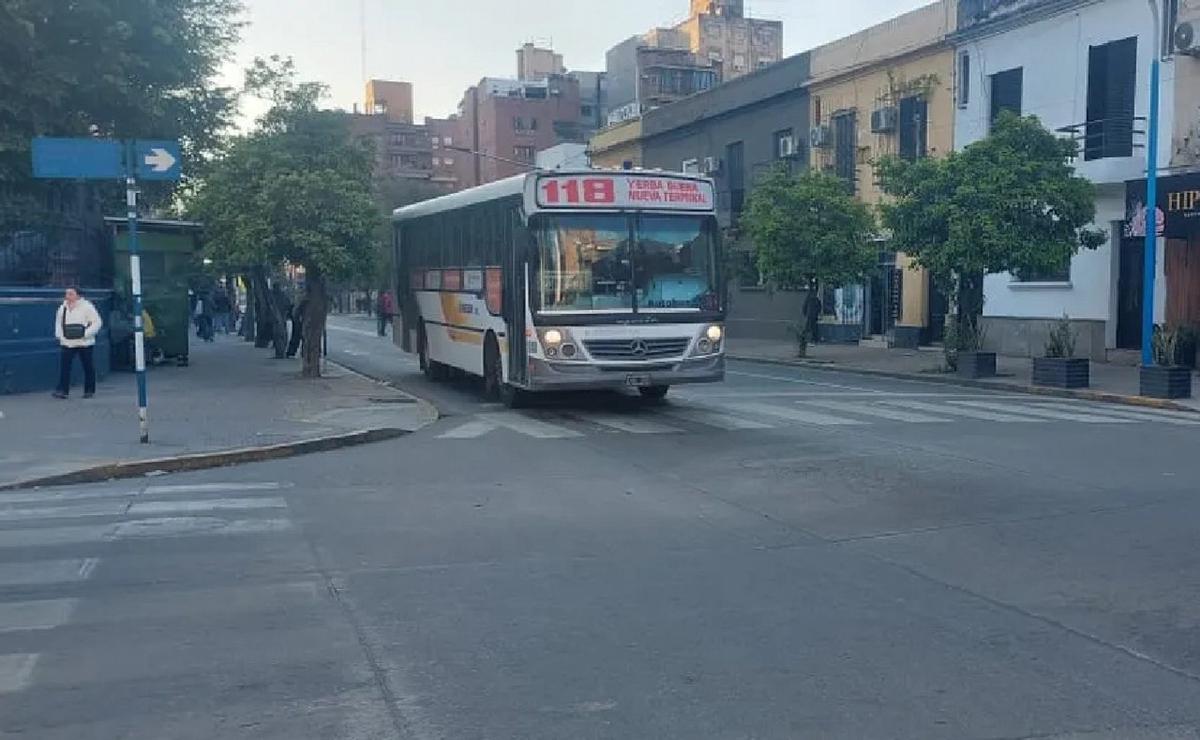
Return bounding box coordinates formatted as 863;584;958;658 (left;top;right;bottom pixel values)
419;327;448;381
639;385;670;402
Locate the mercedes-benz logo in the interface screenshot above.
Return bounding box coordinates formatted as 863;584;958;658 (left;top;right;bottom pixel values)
629;339;649;357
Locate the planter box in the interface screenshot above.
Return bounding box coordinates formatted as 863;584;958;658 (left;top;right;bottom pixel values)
957;351;997;379
1139;365;1193;399
888;325;922;349
818;322;863;345
1032;357;1090;389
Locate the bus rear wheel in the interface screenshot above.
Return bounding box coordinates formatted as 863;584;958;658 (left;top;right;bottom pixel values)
639;385;670;402
419;326;448;381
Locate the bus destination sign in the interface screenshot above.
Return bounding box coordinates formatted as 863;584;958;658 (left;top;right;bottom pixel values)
533;173;715;211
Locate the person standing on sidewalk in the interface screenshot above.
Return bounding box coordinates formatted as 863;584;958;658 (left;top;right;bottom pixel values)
377;290;395;337
53;287;103;399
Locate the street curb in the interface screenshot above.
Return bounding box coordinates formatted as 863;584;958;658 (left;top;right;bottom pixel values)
326;358;442;423
727;353;1199;413
0;428;409;492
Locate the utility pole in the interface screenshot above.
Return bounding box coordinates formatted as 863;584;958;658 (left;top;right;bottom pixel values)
1142;0;1164;366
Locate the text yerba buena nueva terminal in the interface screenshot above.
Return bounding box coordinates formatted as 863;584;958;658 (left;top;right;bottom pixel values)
627;179;710;204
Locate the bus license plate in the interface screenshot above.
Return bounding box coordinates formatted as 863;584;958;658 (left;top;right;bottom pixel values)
626;374;651;387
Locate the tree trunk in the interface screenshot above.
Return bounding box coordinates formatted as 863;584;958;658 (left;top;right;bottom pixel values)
301;270;328;378
251;269;273;349
241;274;257;343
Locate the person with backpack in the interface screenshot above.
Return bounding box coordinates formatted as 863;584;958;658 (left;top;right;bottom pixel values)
53;287;104;399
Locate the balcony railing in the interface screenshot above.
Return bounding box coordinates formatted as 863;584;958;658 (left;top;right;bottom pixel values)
1055;116;1146;161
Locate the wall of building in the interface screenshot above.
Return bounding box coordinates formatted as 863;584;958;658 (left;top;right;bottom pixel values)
605;36;643;113
347;115;433;181
1174;1;1200;170
677;14;783;79
588;119;644;168
365;80;414;124
517;44;565;80
954;0;1179;353
474;78;584;184
810;1;956;80
426;117;463;191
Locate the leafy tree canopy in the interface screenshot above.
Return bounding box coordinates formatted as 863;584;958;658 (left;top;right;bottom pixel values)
188;57;380;376
876;112;1106;296
743;168;878;291
0;0;242;184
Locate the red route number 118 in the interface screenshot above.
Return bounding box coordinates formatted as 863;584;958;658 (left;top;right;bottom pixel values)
541;178;616;205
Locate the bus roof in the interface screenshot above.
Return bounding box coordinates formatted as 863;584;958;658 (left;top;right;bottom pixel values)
392;174;528;222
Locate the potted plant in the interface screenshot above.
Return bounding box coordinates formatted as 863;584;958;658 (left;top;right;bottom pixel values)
1140;325;1193;399
1033;315;1089;389
953;318;996;379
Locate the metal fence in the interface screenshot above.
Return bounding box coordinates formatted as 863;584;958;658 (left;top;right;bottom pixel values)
0;188;113;289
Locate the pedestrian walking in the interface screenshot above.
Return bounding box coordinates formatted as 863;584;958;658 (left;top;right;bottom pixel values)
211;288;232;335
53;287;103;399
194;293;214;342
286;297;309;358
377;290;395;337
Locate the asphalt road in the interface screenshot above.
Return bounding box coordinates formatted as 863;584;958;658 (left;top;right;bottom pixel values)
3;313;1200;739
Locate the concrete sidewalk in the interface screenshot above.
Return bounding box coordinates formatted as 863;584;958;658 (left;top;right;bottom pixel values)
0;335;436;488
728;337;1200;412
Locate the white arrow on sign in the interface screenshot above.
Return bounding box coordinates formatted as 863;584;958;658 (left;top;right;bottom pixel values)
144;148;176;173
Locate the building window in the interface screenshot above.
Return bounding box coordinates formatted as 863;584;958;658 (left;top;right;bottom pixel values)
774;129;796;159
443;136;453;146
682;158;700;174
1085;37;1137;160
443;157;454;166
898;96;928;162
957;51;970;109
813;96;822;123
530;117;538;131
726;141;745;222
432;157;440;166
832;111;857;188
514;145;536;162
513;116;525;131
581;104;594;118
989;67;1023;126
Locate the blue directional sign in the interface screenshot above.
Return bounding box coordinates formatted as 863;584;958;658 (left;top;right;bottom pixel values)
32;137;182;181
133;139;182;181
32;137;124;180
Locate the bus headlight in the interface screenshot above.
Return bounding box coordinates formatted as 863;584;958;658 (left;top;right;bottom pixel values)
706;325;724;343
542;329;564;346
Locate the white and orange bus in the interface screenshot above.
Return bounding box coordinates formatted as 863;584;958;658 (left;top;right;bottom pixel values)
392;170;725;406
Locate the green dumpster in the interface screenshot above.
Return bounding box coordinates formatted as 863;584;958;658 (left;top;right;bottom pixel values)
108;218;202;368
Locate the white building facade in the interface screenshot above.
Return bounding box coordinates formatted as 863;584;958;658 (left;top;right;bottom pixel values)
954;0;1177;360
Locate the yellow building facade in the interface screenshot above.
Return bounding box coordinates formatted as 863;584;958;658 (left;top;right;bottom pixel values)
807;0;956;340
588;118;644;169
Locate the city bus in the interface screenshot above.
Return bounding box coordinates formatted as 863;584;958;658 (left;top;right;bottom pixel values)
392;169;726;406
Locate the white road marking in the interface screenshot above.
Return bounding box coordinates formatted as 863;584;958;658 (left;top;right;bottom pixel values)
0;501;127;522
719;402;867;426
583;413;683;434
1030;402;1200;426
127;497;288;516
111;517;293;539
0;524;112;549
879;399;1047;423
799;399;952;423
439;413;581;439
0;489;136;505
0;654;38;694
660;407;774;430
142;482;286;495
950;400;1136;424
0;599;78;634
0;558;99;587
726;369;885;392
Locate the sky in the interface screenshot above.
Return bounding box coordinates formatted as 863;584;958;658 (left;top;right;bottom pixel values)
223;0;934;125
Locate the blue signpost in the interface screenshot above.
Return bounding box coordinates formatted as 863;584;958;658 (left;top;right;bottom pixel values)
33;136;183;443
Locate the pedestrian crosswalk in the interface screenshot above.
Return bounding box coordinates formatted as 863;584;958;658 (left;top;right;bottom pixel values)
0;480;297;698
435;395;1200;440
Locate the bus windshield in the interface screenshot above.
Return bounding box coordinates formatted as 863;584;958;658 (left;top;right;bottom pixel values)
536;214;719;314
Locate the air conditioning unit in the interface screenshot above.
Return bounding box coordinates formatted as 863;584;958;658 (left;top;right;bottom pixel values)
778;135;798;158
702;156;722;175
871;106;899;134
1175;21;1199;56
809;125;831;149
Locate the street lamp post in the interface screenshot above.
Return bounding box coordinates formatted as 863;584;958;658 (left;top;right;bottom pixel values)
1141;0;1164;366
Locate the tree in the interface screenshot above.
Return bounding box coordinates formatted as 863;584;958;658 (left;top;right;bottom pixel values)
742;169;878;354
0;0;241;190
190;57;379;378
877;112;1105;327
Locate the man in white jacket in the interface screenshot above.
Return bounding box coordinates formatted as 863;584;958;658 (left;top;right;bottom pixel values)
53;287;103;399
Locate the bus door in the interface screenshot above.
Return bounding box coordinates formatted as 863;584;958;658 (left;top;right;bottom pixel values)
505;209;530;386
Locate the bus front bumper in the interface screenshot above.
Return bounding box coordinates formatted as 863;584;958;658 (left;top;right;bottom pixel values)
523;355;725;392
